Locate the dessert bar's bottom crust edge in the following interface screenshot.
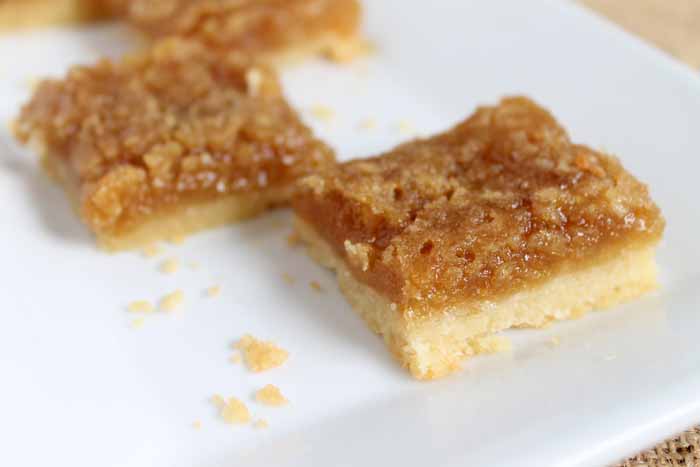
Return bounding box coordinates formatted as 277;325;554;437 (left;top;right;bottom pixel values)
0;0;108;30
293;216;660;380
97;186;293;251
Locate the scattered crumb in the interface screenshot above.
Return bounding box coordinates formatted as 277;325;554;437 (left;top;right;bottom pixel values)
127;300;154;313
358;118;377;130
130;317;146;329
160;290;184;312
206;285;221;297
310;104;335;122
254;419;269;429
188;261;200;270
160;258;179;274
220;397;251;425
309;281;323;292
604;354;617;361
229;353;242;364
473;335;512;354
255;384;288;407
286;231;301;247
282;273;296;285
235;334;289;372
211;394;226;409
549;336;561;347
142;243;163;258
397;120;416;135
192;420;202;430
169;235;186;245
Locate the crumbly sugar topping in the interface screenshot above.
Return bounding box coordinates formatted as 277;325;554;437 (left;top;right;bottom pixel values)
294;97;664;313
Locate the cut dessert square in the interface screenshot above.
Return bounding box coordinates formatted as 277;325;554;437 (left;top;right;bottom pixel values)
0;0;114;30
15;38;335;250
120;0;366;62
293;97;665;380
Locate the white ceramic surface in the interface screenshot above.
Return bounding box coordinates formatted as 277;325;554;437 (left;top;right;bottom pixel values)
1;1;699;466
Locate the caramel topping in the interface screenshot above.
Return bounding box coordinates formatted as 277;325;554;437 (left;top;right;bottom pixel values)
16;38;334;235
124;0;362;56
294;97;665;313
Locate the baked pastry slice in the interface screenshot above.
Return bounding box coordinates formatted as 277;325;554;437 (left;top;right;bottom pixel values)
121;0;366;63
293;97;665;380
15;38;334;250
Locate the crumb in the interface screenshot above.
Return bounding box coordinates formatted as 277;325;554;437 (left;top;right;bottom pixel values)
192;420;202;430
358;118;377;130
130;317;146;329
549;336;561;347
169;235;186;245
220;397;251;425
282;273;296;285
286;231;301;247
127;300;154;313
229;353;242;364
397;120;415;135
160;258;179;274
235;334;289;372
603;354;617;361
309;281;323;292
255;384;288;407
211;394;226;409
188;261;200;270
160;290;184;312
206;285;221;297
254;419;269;429
310;104;335;122
142;243;163;258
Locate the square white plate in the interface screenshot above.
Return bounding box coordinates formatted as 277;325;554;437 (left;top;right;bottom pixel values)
1;1;699;466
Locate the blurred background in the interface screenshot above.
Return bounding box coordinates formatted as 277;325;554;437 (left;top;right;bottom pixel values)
582;0;700;69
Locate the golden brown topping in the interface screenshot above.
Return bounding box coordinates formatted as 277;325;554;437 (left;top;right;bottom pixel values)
123;0;362;57
16;38;334;236
294;97;665;313
255;384;288;406
235;334;289;372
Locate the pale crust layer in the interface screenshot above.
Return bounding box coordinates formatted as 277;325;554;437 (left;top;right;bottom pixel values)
295;217;659;380
40;149;291;250
99;186;292;251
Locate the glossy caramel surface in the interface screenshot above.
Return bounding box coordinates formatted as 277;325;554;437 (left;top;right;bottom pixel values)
16;38;334;234
294;97;664;313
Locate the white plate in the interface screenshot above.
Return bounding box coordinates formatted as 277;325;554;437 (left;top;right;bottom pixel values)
1;2;699;466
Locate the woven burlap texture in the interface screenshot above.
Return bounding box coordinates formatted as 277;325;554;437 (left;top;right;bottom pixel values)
614;427;700;467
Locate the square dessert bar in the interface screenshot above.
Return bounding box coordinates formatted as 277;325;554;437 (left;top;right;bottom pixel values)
123;0;366;62
293;97;665;380
15;38;334;250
